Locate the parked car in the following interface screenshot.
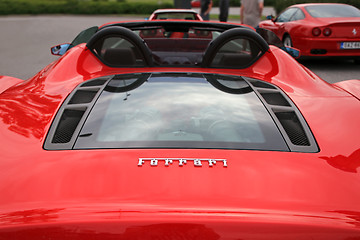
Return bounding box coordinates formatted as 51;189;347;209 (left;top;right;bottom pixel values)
149;8;203;21
191;0;200;8
259;3;360;62
1;20;360;239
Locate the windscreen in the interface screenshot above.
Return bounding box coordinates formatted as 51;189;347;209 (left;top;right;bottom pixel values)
305;4;360;18
154;12;197;20
74;73;288;151
140;26;217;66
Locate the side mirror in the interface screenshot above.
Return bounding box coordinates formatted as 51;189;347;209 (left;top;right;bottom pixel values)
281;46;301;59
266;15;275;22
51;43;71;56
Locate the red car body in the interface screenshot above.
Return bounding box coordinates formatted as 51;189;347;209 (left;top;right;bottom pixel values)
149;9;203;21
191;0;200;8
259;3;360;59
1;20;360;239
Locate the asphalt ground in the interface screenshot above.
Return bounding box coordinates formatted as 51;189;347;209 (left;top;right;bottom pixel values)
0;14;359;83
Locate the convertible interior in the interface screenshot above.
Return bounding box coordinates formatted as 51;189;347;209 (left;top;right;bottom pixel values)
85;22;270;69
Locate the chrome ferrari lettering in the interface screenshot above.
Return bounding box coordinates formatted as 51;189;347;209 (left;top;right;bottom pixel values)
194;159;202;167
179;159;187;166
138;158;145;166
223;159;228;167
208;159;217;167
165;159;173;166
150;158;158;166
138;158;228;167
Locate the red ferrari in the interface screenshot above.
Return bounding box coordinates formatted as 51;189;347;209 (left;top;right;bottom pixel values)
259;3;360;61
148;9;203;21
191;0;200;8
1;20;360;239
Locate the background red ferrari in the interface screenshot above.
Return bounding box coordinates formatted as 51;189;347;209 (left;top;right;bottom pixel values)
259;3;360;62
191;0;200;8
148;9;203;21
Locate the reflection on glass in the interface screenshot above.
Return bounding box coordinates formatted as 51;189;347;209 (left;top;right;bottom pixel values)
305;4;360;18
75;74;287;150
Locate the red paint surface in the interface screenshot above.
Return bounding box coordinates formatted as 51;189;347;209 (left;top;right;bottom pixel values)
1;26;360;239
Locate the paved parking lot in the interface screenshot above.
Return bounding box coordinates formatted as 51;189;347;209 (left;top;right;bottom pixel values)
0;15;359;83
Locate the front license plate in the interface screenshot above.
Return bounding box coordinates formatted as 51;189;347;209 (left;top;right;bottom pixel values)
340;42;360;49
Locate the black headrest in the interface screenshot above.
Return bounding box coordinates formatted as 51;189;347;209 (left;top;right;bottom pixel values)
103;48;136;66
87;26;153;67
202;27;269;68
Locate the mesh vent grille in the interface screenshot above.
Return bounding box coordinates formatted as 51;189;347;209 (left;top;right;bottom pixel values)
247;78;317;151
249;81;276;89
52;109;85;143
81;79;107;87
261;92;290;106
69;90;98;104
275;112;310;146
45;76;112;150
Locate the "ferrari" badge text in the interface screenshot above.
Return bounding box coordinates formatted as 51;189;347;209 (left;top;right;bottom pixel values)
138;158;228;167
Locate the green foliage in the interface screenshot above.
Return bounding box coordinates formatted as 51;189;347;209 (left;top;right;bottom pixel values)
0;0;277;15
212;0;275;7
274;0;360;15
0;0;173;15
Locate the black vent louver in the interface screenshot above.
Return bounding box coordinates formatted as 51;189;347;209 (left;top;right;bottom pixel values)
52;109;86;143
250;80;276;89
246;78;318;153
81;79;108;87
260;92;290;107
44;76;113;150
275;111;310;146
69;90;98;104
